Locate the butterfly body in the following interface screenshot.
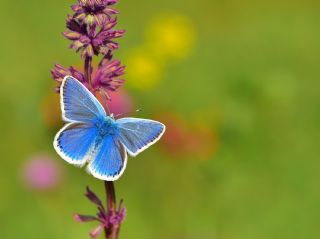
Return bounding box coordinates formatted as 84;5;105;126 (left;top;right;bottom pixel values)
53;76;165;181
94;117;119;138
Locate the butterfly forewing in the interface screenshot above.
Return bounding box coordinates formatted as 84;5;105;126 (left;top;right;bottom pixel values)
116;117;165;156
61;76;106;123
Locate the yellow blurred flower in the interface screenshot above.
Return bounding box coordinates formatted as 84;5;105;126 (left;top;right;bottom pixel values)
125;47;164;90
125;13;196;90
145;13;196;60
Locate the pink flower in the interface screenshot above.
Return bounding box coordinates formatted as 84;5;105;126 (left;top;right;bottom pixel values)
92;59;125;93
107;89;134;116
21;154;61;190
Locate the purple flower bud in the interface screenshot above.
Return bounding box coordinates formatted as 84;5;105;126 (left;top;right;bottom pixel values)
103;8;119;15
72;0;119;27
109;207;126;225
92;59;125;93
102;17;117;30
74;214;98;223
63;18;124;58
51;64;69;81
74;187;126;238
94;13;109;26
66;15;86;34
71;5;82;12
70;66;85;81
63;31;81;40
51;64;85;82
106;42;118;50
79;35;91;44
89;225;103;239
85;186;105;210
51;64;86;91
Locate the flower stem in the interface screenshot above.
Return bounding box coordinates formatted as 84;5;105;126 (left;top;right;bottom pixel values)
104;181;118;239
84;56;92;88
105;181;116;211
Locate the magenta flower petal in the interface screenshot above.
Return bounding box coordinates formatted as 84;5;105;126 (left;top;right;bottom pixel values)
89;225;103;239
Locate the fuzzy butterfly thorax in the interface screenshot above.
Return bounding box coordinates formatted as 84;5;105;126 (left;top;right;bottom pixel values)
94;117;119;138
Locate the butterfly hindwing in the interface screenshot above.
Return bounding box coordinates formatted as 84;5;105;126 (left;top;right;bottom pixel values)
61;76;106;123
116;117;165;156
53;122;98;166
87;136;127;181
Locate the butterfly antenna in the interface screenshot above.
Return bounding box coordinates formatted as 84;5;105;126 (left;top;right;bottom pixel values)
115;109;142;118
100;90;111;115
105;102;111;115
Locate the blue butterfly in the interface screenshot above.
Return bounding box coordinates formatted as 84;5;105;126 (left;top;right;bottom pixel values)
53;76;165;181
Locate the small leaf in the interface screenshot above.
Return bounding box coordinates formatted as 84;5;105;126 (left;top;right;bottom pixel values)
74;214;98;223
85;187;105;210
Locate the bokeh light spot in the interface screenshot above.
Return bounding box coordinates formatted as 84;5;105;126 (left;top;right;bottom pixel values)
21;154;62;191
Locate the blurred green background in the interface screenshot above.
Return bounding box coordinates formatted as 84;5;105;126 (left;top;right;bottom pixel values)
1;0;320;238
